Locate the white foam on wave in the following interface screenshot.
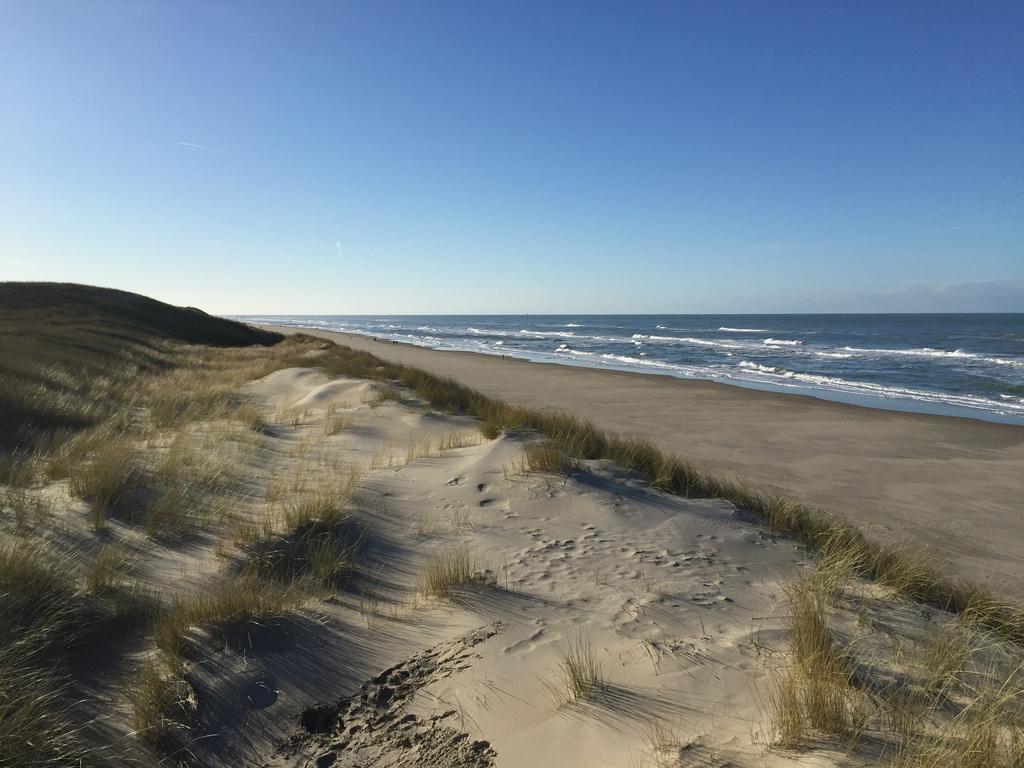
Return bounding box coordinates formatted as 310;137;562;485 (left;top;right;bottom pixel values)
719;327;768;333
563;323;583;327
632;333;742;349
468;327;512;336
554;344;595;357
520;329;574;338
739;361;781;374
599;353;699;376
732;361;1024;416
842;346;1024;368
242;317;1024;422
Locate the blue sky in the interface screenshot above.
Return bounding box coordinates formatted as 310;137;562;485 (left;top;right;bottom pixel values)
1;1;1022;313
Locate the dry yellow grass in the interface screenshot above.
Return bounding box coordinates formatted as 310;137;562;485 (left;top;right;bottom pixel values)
152;575;303;659
130;660;197;753
419;546;493;598
558;631;605;702
523;440;579;474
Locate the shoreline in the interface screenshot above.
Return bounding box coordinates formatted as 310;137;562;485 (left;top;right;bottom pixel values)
260;323;1024;599
232;317;1024;427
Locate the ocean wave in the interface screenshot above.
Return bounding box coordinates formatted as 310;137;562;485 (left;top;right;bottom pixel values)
555;345;595;357
519;329;575;338
599;353;698;375
467;327;512;336
632;333;742;349
234;316;1024;422
842;346;1024;368
732;362;1024;415
739;361;781;374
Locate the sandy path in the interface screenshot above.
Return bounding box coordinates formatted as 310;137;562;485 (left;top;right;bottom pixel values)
260;326;1024;600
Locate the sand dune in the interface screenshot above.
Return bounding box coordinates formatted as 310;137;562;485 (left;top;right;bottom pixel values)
260;327;1024;601
239;365;800;765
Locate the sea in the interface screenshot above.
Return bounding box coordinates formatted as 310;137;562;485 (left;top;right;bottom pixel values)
232;314;1024;425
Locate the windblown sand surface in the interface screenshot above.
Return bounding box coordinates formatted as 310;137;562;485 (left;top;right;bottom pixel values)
245;367;809;767
261;327;1024;601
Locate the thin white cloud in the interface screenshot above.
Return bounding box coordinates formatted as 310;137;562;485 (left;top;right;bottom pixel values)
177;140;212;150
335;241;344;260
207;239;241;249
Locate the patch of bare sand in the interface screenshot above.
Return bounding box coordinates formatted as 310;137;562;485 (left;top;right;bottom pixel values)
251;370;890;768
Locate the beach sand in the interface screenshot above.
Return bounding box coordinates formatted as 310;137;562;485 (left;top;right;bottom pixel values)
261;326;1024;600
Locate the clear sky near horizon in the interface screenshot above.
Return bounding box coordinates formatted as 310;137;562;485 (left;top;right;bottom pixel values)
1;1;1022;314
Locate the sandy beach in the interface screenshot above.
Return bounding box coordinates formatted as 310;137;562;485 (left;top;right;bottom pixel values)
263;326;1024;600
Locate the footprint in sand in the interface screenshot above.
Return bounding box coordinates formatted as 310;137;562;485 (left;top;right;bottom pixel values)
689;591;734;607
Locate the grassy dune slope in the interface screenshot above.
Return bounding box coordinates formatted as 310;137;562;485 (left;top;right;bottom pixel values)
0;282;281;451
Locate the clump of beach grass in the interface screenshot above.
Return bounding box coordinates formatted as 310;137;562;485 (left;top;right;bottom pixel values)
419;546;493;598
767;666;806;748
0;542;94;766
152;575;304;659
405;436;436;463
524;440;579;474
232;401;269;433
324;411;348;436
766;572;860;745
0;486;45;531
244;515;360;591
558;631;605;702
131;660;197;753
67;436;138;530
365;383;401;405
83;543;132;594
438;431;482;451
888;670;1024;768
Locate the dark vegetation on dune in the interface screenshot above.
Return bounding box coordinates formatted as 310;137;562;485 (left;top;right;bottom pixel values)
0;282;281;453
1;283;285;766
2;282;1023;767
